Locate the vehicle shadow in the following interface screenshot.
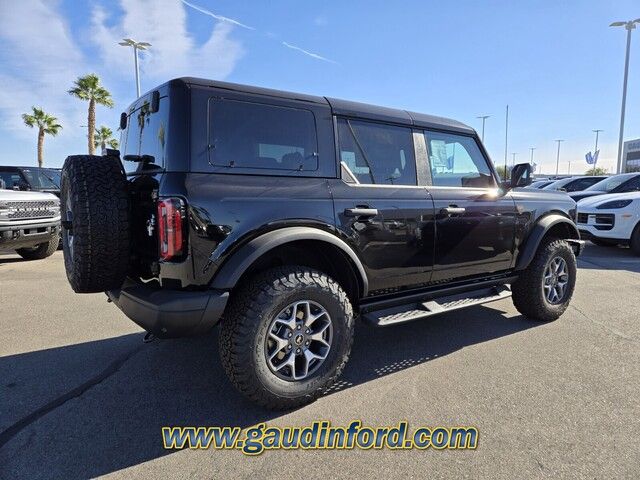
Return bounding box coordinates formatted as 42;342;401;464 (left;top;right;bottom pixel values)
577;243;640;274
0;304;538;478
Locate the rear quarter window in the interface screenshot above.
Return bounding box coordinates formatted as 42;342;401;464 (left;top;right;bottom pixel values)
208;99;318;172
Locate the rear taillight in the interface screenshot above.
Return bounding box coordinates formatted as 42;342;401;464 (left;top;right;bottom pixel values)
157;198;186;261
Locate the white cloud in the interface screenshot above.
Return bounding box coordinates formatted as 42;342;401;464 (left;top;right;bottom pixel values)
282;41;336;64
91;0;244;85
0;0;86;137
180;0;254;30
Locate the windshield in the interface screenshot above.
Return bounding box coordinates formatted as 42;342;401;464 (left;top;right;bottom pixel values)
41;168;61;187
542;178;571;190
20;168;59;189
586;173;635;192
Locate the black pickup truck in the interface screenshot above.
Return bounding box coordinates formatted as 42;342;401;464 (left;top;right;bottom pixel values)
60;78;583;409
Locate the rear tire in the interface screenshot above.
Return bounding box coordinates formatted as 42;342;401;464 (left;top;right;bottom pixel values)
631;224;640;256
219;266;354;410
512;238;577;322
61;155;131;293
16;236;58;260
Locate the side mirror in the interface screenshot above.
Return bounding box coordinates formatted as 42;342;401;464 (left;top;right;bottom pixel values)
510;163;533;188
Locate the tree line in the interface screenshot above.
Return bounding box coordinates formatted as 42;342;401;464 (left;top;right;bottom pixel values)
22;74;117;167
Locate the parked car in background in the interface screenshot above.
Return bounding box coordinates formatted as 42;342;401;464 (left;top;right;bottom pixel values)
528;179;556;189
570;172;640;202
0;166;61;197
542;176;607;193
0;187;61;259
577;192;640;254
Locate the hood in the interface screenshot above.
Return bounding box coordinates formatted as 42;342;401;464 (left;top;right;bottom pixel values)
578;191;640;208
569;190;605;201
0;189;59;202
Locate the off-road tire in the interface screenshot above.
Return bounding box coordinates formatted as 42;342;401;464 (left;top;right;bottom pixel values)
16;236;58;260
512;238;577;322
631;223;640;256
61;155;130;293
219;266;354;410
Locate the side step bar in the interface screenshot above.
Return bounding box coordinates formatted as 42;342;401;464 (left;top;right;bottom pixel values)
363;285;512;327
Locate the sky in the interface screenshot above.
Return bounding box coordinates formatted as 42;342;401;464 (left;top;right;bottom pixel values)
0;0;638;175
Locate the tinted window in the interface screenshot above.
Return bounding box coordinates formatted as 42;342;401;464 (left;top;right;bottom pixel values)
209;99;318;171
337;118;416;185
424;131;494;187
565;177;604;192
121;96;169;173
20;169;58;189
619;174;640;191
586;174;636;192
0;171;23;189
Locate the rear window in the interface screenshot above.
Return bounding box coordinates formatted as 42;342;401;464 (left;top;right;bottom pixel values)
209;99;318;171
121;96;169;173
337;118;417;185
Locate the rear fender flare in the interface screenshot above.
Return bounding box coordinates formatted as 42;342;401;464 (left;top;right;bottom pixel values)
210;226;369;296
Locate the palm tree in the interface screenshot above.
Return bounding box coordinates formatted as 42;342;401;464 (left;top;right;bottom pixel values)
68;74;114;155
93;125;119;154
22;107;62;167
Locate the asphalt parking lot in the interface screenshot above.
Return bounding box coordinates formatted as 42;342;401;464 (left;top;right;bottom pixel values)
0;246;638;479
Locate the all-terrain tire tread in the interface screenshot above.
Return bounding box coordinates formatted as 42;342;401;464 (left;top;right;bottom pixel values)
219;266;354;410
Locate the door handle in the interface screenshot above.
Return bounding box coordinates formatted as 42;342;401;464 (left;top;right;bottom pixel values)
440;206;466;215
344;207;379;218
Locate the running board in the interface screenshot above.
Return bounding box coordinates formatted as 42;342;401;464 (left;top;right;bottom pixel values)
363;285;512;327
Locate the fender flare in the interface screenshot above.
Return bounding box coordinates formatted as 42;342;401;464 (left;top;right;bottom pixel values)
515;214;581;271
210;226;369;296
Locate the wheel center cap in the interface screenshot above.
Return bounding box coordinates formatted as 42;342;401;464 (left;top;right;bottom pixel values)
294;334;304;346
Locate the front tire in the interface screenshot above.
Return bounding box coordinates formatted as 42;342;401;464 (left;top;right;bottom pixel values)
512;238;577;322
15;236;58;260
219;266;354;410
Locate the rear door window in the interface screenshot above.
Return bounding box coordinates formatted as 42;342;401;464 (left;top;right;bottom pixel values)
209;99;318;171
337;118;417;185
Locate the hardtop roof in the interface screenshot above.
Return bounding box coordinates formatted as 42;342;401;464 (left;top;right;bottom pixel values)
171;77;475;134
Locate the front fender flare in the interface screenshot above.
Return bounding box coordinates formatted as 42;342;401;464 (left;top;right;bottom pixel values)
515;214;581;271
210;226;369;296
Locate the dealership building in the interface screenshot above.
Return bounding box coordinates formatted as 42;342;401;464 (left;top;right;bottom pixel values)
623;138;640;172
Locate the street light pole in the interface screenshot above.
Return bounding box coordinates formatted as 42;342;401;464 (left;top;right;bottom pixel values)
512;152;517;166
529;147;536;164
555;139;564;177
477;115;490;143
592;129;603;170
610;19;640;173
118;38;152;98
504;105;509;178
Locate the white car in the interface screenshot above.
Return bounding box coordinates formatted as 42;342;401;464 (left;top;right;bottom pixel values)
576;192;640;254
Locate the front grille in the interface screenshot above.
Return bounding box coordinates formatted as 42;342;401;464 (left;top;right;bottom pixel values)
5;200;57;220
577;211;615;231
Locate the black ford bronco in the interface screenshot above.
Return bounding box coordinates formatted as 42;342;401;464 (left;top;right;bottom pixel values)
61;78;583;409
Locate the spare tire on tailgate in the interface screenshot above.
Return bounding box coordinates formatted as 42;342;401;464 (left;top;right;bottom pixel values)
61;155;131;293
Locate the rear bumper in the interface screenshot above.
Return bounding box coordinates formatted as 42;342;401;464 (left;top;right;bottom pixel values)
106;280;229;338
0;221;59;250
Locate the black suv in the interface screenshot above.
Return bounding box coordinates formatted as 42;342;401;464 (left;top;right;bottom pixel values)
60;78;583;409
